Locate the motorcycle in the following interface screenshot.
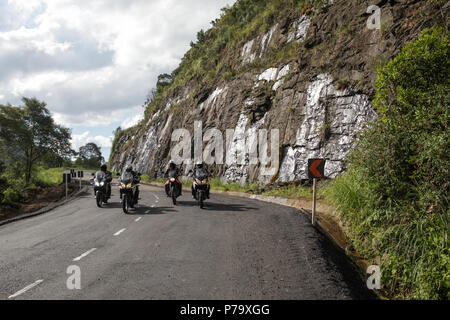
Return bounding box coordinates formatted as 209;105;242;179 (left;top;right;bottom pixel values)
192;175;209;209
93;171;111;207
120;172;140;214
165;173;181;205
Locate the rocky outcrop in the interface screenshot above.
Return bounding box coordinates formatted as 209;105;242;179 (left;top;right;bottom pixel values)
110;0;446;184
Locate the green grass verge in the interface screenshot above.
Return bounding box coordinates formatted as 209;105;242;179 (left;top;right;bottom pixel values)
262;183;312;199
320;169;449;300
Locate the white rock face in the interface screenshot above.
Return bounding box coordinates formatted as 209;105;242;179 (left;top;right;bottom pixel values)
272;64;290;91
164;95;188;111
224;113;267;184
287;15;311;43
277;73;377;181
258;68;278;82
241;39;256;64
224;113;249;184
158;114;172;144
259;24;278;58
241;24;279;64
199;86;227;110
134;125;158;174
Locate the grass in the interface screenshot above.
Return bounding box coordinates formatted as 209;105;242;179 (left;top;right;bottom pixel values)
34;167;64;186
262;183;312;199
140;174;150;183
34;166;96;187
318;168;449;299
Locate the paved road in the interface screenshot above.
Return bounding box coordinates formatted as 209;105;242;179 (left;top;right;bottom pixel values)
0;184;376;300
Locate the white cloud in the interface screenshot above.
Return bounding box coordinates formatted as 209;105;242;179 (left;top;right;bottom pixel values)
121;107;145;129
54;105;144;128
71;131;113;151
0;0;236;154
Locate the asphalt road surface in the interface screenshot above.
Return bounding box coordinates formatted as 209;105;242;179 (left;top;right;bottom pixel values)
0;184;376;299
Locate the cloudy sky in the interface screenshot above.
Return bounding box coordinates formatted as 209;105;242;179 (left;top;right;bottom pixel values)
0;0;236;161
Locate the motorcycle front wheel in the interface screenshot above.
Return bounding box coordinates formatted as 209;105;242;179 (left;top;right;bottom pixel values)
198;190;204;209
122;194;129;214
171;185;177;205
96;191;102;208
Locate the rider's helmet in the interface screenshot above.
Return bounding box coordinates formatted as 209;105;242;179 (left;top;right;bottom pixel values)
125;166;132;173
100;164;107;172
169;160;176;169
195;161;203;169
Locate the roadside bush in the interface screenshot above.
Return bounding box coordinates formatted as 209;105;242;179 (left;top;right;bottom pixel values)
2;187;21;206
326;27;449;299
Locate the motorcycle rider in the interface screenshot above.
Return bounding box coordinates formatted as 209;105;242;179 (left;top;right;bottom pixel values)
94;164;112;201
191;161;210;199
120;166;140;207
164;160;182;197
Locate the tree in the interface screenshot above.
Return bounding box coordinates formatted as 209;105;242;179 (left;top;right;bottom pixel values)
0;97;74;184
156;73;172;96
75;142;104;169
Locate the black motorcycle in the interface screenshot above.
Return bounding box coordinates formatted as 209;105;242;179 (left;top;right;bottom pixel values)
93;171;111;207
120;172;140;214
192;175;208;209
165;173;181;205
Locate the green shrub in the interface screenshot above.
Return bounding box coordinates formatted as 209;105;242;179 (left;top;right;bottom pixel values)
33;167;63;187
2;187;21;205
326;27;449;299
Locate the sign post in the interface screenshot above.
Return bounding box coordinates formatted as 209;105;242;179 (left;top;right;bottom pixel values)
312;177;317;225
77;171;83;190
308;159;326;226
63;173;71;199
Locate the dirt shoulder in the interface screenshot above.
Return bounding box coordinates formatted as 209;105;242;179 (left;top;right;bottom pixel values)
0;183;85;222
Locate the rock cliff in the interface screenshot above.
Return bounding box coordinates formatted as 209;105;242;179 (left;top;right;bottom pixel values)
109;0;447;184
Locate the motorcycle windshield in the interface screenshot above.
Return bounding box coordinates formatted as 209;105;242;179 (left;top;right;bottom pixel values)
167;169;178;178
121;172;133;184
94;171;105;182
194;169;207;180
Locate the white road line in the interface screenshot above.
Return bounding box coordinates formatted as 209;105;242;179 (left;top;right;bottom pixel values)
135;217;142;221
151;205;155;208
145;210;150;213
114;228;126;236
152;193;159;200
73;248;97;262
8;280;44;299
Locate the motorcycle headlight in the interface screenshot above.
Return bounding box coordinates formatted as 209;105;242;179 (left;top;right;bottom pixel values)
169;178;175;182
100;181;105;186
126;183;132;188
121;183;126;188
201;179;207;184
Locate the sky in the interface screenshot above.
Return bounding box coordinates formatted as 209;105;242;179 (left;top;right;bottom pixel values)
0;0;236;161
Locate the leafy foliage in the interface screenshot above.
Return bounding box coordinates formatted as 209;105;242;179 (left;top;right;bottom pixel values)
75;142;105;169
0;97;74;184
325;27;449;299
